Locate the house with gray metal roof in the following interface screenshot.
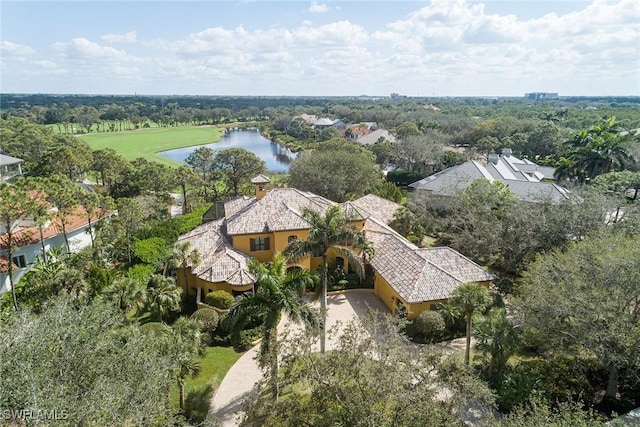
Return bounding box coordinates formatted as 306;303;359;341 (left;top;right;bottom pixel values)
409;149;570;203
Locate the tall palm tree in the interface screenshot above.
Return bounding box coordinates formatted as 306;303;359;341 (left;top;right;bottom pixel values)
145;275;182;323
224;252;318;400
285;205;372;353
450;282;492;365
473;307;520;379
168;317;204;412
558;117;636;183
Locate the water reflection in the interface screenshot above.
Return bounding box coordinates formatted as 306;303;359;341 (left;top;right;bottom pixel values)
158;128;296;173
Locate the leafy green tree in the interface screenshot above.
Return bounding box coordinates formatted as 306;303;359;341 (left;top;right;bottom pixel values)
394;121;422;139
374;181;403;203
116;198;145;264
451;282;492;365
225;252;318;400
214;148;266;196
0;184;37;310
0;297;176;425
0;117;54;171
242;313;495;426
393;134;445;173
43;135;94;181
517;232;640;400
288;139;382;202
285;206;372;353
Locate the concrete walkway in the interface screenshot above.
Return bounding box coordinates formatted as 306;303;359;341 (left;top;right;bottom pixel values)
209;291;387;426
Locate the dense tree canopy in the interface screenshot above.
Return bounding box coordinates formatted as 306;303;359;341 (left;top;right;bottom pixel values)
288;139;382;202
0;297;176;425
516;232;640;400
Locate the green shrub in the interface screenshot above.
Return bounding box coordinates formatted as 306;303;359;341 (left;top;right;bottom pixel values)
132;237;171;268
126;264;155;284
204;290;235;310
414;310;446;339
191;307;220;332
231;327;262;351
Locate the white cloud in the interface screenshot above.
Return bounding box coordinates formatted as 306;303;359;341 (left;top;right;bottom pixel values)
101;31;137;44
308;1;329;13
2;0;637;96
1;41;36;57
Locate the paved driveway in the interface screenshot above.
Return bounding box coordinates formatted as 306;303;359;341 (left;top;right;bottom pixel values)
209;291;387;426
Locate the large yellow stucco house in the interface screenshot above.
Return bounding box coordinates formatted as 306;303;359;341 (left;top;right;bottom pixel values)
176;175;495;319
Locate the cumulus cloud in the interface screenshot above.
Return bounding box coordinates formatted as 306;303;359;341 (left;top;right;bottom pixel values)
1;40;36;57
308;1;329;13
2;0;637;96
101;31;137;44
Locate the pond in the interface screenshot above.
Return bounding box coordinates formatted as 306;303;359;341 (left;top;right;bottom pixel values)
158;128;296;173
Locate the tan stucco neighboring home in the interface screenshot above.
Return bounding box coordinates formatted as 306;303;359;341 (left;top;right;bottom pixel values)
176;176;496;319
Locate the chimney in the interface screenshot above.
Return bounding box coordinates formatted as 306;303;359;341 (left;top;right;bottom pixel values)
251;174;270;200
488;154;500;165
501;147;513;157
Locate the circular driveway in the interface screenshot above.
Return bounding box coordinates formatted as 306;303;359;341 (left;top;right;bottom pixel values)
209;290;388;426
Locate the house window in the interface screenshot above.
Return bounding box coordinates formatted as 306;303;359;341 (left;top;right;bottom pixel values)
12;255;27;269
288;235;298;242
250;237;270;251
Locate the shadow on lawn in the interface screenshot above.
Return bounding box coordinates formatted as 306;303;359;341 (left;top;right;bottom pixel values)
185;384;214;424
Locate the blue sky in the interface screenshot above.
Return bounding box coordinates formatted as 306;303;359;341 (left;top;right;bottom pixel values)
1;0;639;96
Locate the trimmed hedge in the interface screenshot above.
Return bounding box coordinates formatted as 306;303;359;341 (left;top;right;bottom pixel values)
204;290;235;310
191;307;220;332
414;310;446;338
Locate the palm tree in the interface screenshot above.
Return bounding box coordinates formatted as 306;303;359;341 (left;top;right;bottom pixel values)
559;117;636;183
450;282;492;365
224;252;319;400
103;277;147;317
145;275;182;323
285;205;373;353
473;307;521;379
165;242;201;293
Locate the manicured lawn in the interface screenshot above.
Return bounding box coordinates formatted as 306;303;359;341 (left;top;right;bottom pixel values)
78;126;223;167
171;346;244;423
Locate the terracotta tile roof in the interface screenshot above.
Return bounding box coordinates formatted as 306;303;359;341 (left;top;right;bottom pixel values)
345;194;403;225
224;188;335;236
177;219;255;286
364;217;495;304
251;174;271;184
0;206;107;250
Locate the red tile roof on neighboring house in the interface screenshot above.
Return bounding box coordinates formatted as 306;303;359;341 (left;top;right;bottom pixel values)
0;206;109;250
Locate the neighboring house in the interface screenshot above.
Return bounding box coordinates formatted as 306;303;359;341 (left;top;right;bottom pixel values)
312;118;345;130
357;129;396;145
176;176;495;319
0;202;110;293
0;153;24;183
297;114;318;125
409;149;570;203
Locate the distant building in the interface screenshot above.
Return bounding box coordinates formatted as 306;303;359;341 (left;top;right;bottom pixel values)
525;92;559;100
390;93;407;101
